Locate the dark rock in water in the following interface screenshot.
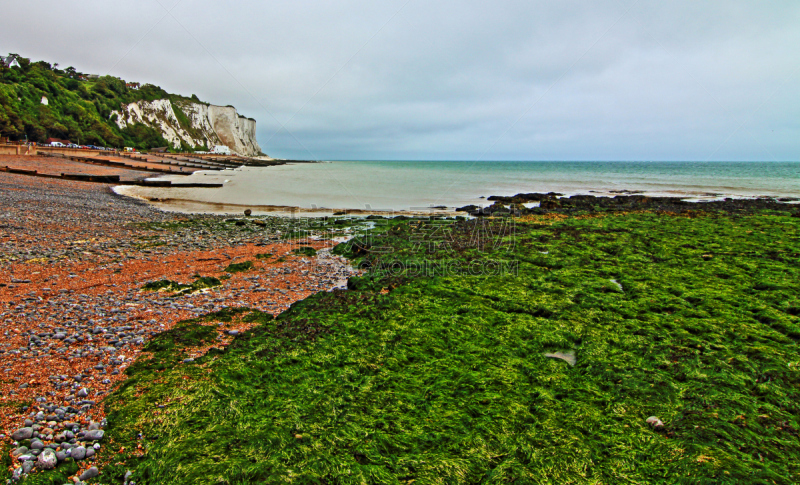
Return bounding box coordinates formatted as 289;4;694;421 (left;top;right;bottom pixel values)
456;204;480;213
488;192;563;203
36;448;57;470
487;201;510;213
568;194;598;203
489;192;797;216
540;199;561;210
456;202;519;217
244;209;252;216
12;427;33;440
80;466;100;480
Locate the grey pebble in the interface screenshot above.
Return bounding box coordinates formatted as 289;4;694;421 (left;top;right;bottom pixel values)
71;445;86;460
11;427;33;440
83;429;104;441
79;466;100;480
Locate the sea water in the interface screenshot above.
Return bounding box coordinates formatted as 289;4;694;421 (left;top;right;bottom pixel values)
115;160;800;214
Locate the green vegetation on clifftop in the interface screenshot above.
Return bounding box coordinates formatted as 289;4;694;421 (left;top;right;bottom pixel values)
0;53;206;149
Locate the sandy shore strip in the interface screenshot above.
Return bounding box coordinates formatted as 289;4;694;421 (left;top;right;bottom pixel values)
0;169;358;478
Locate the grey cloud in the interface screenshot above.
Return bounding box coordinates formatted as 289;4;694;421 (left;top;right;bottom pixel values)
2;0;798;160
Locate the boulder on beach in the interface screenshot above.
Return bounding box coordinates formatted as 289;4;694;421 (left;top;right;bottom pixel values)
36;448;57;470
11;427;33;440
70;445;86;460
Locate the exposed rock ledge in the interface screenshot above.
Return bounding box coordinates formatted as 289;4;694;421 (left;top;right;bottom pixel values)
110;99;262;157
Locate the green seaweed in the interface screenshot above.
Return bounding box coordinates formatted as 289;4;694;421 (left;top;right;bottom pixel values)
1;457;79;484
141;276;221;295
291;246;317;257
102;211;800;484
223;261;253;273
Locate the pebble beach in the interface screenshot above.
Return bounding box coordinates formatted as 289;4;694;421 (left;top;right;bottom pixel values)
0;156;359;479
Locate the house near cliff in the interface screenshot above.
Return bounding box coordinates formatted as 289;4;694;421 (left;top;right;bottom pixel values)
1;55;21;68
127;82;140;90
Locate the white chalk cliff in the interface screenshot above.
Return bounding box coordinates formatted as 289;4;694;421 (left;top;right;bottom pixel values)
110;99;262;157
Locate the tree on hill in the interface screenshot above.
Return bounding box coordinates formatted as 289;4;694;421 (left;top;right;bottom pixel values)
0;53;177;150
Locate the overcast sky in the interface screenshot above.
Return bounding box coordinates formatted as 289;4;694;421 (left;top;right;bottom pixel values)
3;1;799;160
